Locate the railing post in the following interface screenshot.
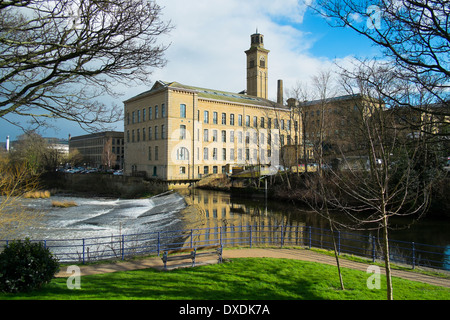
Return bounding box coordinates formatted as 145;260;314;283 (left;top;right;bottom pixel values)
412;242;416;269
121;234;125;260
157;232;160;256
308;226;312;249
82;238;85;265
372;236;376;263
219;226;223;246
249;225;252;248
280;225;284;248
337;231;341;256
214;226;220;246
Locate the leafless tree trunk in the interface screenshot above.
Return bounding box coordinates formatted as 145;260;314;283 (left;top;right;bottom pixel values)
102;137;116;169
0;0;172;131
294;71;345;290
322;62;437;300
312;71;345;290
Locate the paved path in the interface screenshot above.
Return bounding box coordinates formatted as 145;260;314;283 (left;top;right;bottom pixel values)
56;248;450;288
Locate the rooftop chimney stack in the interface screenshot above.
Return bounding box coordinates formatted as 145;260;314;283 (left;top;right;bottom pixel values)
277;79;283;105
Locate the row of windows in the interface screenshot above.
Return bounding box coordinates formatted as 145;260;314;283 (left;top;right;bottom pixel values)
200;147;273;162
128;126;298;146
127;125;166;143
176;165;228;176
128;123;298;144
178;165;227;176
128;103;296;131
200;109;296;130
146;145;274;163
73;146;124;155
112;139;124;145
202;129;297;145
127;104;166;125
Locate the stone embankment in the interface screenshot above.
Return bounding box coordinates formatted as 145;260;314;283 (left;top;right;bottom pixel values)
42;172;167;198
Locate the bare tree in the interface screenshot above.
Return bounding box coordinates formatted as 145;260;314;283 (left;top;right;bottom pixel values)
308;70;345;290
321;63;437;300
308;0;449;131
287;71;346;290
102;137;116;169
0;154;42;239
64;148;84;168
0;0;172;131
288;82;312;174
8;131;49;175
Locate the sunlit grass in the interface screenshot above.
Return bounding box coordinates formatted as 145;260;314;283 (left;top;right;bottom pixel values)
1;258;449;300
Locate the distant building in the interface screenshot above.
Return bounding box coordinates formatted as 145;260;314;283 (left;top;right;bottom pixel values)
385;102;449;139
287;94;385;159
69;131;124;169
45;137;69;155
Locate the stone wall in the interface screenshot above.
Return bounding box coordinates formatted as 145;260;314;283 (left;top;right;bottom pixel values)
43;173;168;198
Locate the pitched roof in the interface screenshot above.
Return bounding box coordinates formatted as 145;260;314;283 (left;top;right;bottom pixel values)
125;80;287;109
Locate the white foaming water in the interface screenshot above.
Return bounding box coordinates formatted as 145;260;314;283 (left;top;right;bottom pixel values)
16;193;187;240
116;199;155;218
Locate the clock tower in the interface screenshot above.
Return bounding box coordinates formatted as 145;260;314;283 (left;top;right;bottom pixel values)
245;31;270;99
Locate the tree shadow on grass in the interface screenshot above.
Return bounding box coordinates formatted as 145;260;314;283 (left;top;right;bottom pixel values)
1;258;347;300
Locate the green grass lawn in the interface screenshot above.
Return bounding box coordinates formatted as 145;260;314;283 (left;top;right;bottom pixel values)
1;258;449;300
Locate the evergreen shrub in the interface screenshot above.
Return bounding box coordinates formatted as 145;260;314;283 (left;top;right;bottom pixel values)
0;239;59;293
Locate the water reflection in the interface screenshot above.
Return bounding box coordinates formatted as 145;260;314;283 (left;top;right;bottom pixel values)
178;188;330;230
178;188;450;270
179;188;450;246
2;188;449;269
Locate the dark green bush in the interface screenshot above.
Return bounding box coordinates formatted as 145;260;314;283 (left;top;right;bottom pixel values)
0;239;59;293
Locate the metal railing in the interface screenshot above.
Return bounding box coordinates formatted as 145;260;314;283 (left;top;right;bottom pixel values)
1;224;448;271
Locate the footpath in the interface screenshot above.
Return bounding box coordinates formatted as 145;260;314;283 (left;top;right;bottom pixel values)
55;247;450;288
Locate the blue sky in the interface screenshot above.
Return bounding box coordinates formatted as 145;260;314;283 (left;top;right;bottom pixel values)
0;0;381;142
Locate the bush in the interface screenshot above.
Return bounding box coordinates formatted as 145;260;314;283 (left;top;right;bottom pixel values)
0;239;60;293
51;200;77;208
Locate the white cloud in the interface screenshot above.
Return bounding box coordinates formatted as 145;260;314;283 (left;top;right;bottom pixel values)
1;0;365;141
124;0;351;102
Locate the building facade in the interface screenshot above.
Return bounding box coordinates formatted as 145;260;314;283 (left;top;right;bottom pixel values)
124;32;300;182
69;131;124;169
287;94;385;160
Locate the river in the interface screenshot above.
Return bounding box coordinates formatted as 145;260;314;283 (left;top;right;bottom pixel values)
4;188;450;269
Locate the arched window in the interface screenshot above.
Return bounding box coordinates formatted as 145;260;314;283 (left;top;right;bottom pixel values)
177;147;189;160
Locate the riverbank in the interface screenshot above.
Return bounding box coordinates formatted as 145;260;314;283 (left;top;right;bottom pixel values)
40;172;167;199
39;171;449;219
195;172;450;219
